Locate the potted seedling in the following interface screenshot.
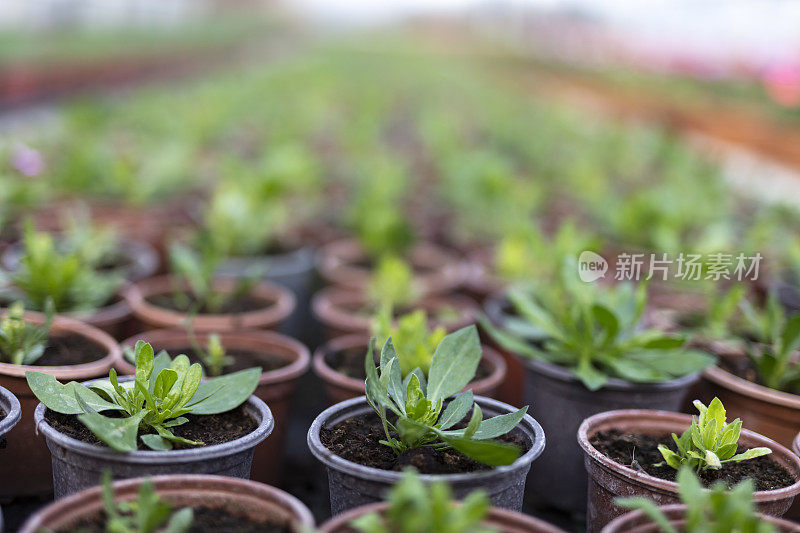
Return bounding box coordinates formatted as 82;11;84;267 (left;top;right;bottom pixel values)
0;224;132;338
0;302;120;499
482;262;715;515
307;326;544;514
117;326;310;484
605;466;799;533
314;255;479;339
19;472;314;533
27;340;272;497
578;398;800;532
314;314;505;405
125;243;295;332
320;469;565;533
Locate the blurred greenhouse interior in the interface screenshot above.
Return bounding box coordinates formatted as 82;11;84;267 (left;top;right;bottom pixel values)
1;1;800;532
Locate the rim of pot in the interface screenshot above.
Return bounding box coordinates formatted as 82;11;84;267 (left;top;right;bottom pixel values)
703;363;800;411
794;431;800;457
33;377;273;464
118;328;311;386
577;409;800;503
0;384;22;436
318;500;566;533
312;334;506;397
124;274;295;328
601;503;799;533
18;473;314;533
0;310;121;380
307;395;545;485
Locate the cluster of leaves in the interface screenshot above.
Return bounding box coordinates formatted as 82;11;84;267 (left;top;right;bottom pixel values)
365;326;527;466
0;300;52;365
658;398;771;473
100;471;193;533
188;329;233;378
368;256;419;311
27;340;260;451
351;470;494;533
372;308;447;377
618;467;776;533
481;260;715;390
678;285;745;342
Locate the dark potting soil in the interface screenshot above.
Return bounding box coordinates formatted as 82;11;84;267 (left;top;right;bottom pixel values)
60;506;291;533
146;293;270;314
43;404;258;449
170;347;289;374
590;429;795;491
0;407;6;420
320;410;529;474
325;346;492;382
32;334;107;366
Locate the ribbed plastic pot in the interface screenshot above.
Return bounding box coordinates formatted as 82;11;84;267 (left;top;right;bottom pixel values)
311;287;479;340
0;385;21;440
312;335;507;405
118;328;309;484
522;357;699;517
0;311;120;499
125;275;295;332
579;409;800;533
602;504;799;533
18;474;314;533
34;377;273;498
307;396;545;515
319;501;566;533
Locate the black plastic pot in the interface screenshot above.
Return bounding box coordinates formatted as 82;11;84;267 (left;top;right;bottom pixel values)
307;396;545;515
522;358;699;517
0;385;21;441
33;378;274;498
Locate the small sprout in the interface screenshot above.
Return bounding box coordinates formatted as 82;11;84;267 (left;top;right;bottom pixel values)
188;326;233;378
0;300;53;365
658;398;771;473
100;471;193;533
372;308;446;377
368;255;418;311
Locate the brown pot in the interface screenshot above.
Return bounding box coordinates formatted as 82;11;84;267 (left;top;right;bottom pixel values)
317;238;466;295
319;501;565;533
0;311;121;499
117;328;309;485
578;409;800;533
312;334;506;405
125;275;295;332
18;474;314;533
602;503;799;533
61;293;134;340
311;287;480;340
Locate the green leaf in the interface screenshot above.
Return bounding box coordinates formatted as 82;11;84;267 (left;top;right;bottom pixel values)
592;304;619;344
187;367;259;415
141;434;173;451
164;508;194;533
77;405;147;452
463;404;482;438
427;325;481;403
471;407;528;440
396;416;430;445
26;372;120;414
154;368;178;399
440;435;520;466
658;445;683;469
641;336;686;350
616;497;679;533
134;340;155;385
781;315;800;354
438;391;473;430
705;397;726;434
726;447;772;463
178;364;203;408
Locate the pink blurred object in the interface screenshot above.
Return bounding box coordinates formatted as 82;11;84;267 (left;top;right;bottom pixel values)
763;63;800;107
12;142;44;176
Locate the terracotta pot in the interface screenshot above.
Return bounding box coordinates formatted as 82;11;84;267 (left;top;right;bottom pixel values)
602;503;799;533
320;501;566;533
125;275;295;332
18;474;314;533
578;409;800;532
312;334;506;405
118;328;310;485
311;287;480;340
0;385;21;440
0;311;121;499
317;238;466;295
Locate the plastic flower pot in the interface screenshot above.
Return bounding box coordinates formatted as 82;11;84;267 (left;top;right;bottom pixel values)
0;385;21;440
317;238;466;295
601;503;799;533
312;335;507;405
118;328;310;484
311;287;479;340
0;311;120;499
578;409;800;533
307;396;545;515
125;275;295;332
34;376;274;498
18;474;314;533
319;501;566;533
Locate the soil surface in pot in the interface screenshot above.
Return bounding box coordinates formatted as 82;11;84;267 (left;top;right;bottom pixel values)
320;411;529;474
128;347;289;375
146;293;270;314
43;405;258;449
0;407;5;420
32;334;108;366
590;429;795;490
325;347;492;382
60;506;292;533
